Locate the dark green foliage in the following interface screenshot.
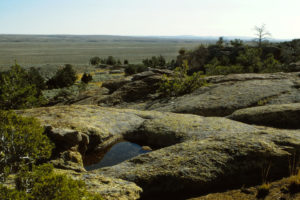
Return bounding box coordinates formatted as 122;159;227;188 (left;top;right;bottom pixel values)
0;64;46;110
176;38;289;75
0;110;53;182
81;72;93;84
236;47;262;72
230;39;244;47
89;56;101;66
125;64;147;75
0;184;29;200
142;55;166;68
106;56;116;65
158;61;207;97
124;59;129;65
0;164;102;200
27;67;46;91
46;64;77;89
14;164;103;200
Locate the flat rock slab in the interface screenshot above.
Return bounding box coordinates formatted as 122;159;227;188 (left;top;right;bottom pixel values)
147;77;300;116
98;128;300;199
228;103;300;129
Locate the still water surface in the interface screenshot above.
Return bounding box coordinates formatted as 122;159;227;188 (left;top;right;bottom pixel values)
85;141;150;171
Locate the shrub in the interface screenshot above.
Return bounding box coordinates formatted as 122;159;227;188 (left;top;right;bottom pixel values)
125;64;147;75
0;184;29;200
260;54;282;73
89;56;101;66
0;64;46;110
14;164;103;200
81;72;93;84
0;110;53;182
47;64;77;89
106;56;116;65
236;47;262;73
27;67;46;91
158;61;207;97
143;55;166;68
124;59;129;65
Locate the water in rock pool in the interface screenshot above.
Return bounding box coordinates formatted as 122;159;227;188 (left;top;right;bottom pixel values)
84;141;150;171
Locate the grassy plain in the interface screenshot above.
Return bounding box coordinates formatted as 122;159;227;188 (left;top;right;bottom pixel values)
0;35;213;71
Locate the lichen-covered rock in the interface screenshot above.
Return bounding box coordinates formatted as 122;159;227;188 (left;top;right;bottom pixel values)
98;127;300;199
17;105;145;152
55;169;143;200
227;103;300;129
17;105;300;199
147;75;300;116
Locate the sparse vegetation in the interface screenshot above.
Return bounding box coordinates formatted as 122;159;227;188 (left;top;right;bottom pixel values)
158;61;207;97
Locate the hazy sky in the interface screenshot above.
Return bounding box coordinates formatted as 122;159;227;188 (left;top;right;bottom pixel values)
0;0;299;39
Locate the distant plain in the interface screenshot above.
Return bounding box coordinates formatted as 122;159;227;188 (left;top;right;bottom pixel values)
0;35;213;71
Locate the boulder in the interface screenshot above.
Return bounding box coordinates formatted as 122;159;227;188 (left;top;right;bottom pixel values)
227;103;300;129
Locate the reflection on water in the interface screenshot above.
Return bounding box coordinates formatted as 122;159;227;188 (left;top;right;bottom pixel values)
84;141;150;171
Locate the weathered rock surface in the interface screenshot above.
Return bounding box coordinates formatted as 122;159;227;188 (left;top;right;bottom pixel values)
98;127;300;199
228;103;300;129
18;105;300;199
146;72;300;116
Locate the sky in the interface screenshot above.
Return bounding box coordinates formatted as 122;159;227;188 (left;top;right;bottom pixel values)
0;0;299;39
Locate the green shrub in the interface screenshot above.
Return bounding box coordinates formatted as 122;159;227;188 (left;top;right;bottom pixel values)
0;184;29;200
125;64;147;75
0;110;53;182
27;67;46;91
81;72;93;84
0;64;47;110
14;164;102;200
158;61;207;97
89;56;101;66
47;64;77;89
0;164;102;200
142;55;166;68
106;56;116;65
261;54;282;73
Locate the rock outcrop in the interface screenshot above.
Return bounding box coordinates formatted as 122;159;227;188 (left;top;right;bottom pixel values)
228;103;300;129
19;105;300;199
146;72;300;116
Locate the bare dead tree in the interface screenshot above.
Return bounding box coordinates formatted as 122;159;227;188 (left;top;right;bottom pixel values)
254;24;271;47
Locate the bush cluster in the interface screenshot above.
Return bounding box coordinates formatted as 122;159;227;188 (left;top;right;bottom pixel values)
81;72;93;83
158;61;207;97
46;64;77;89
0;110;53;182
89;56;124;66
142;55;166;68
0;64;46;110
0;111;102;199
125;64;148;75
175;38;300;75
0;164;102;200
